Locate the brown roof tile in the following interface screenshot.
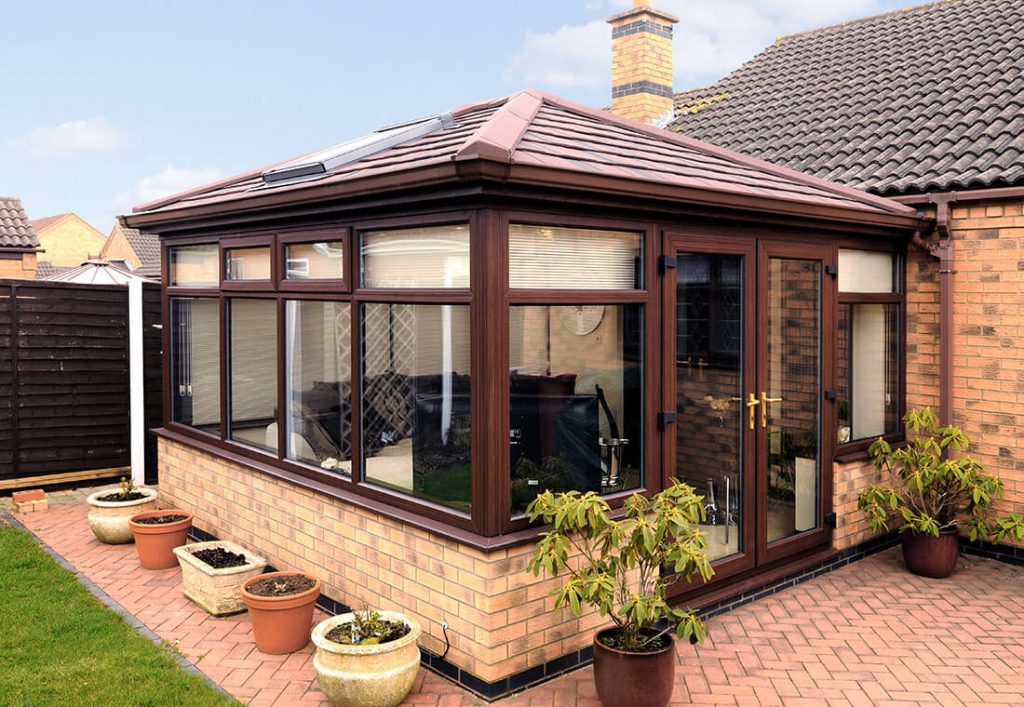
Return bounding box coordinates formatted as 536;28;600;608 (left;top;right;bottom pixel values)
670;0;1024;196
0;197;41;248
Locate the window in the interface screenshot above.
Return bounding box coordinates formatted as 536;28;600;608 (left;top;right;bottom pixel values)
361;225;469;288
509;224;642;289
285;301;352;472
228;299;278;452
285;241;345;280
509;304;644;514
169;298;220;433
836;250;901;445
225;246;272;281
361;303;471;512
169;245;218;287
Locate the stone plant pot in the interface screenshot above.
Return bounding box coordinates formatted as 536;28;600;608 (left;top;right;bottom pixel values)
593;626;676;707
173;540;268;616
242;571;322;655
86;486;159;544
129;510;193;570
311;611;422;707
902;527;960;578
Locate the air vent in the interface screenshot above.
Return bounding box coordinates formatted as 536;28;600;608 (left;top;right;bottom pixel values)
261;112;459;186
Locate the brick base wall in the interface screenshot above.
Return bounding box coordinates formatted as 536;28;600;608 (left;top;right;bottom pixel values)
832;458;882;550
158;437;602;683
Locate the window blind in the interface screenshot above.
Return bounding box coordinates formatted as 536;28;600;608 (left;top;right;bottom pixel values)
509;224;641;290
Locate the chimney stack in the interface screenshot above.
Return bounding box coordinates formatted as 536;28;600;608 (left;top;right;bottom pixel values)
607;0;679;124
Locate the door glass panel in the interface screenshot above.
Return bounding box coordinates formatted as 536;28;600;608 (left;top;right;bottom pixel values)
766;258;821;543
676;253;743;562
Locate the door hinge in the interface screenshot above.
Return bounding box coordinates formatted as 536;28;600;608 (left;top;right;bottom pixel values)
825;512;837;528
658;411;677;430
659;256;677;275
824;389;837;401
825;264;838;278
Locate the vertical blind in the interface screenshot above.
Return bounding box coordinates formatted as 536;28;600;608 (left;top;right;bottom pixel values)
509;224;641;290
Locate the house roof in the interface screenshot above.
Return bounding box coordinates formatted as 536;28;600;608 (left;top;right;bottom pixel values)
122;227;161;268
0;197;41;248
670;0;1024;197
126;89;917;230
33;262;70;279
29;212;72;234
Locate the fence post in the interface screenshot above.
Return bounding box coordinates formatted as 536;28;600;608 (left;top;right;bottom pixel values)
128;280;145;486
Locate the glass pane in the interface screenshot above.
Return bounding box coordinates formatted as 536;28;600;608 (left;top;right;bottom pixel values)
169;244;218;287
675;254;743;562
509;224;642;290
169;298;220;433
228;299;278;452
285;301;351;472
838;250;895;293
509;304;643;514
225;246;271;280
285;241;345;280
837;303;899;443
362;303;471;512
767;258;820;543
361;225;469;288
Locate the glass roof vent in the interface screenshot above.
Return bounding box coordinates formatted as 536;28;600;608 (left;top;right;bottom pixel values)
261;112;459;186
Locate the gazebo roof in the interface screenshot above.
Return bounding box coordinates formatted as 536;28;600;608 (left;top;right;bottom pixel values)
42;259;154;285
126;89;918;230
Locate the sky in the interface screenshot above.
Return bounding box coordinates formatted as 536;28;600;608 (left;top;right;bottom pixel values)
0;0;932;231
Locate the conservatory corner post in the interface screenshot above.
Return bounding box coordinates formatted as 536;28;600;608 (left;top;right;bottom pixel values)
128;279;146;486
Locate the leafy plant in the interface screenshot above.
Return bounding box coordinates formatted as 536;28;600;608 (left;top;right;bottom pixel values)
859;408;1024;543
115;476;136;501
526;480;714;654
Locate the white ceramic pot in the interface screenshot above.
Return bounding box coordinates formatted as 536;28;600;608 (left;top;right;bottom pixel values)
312;611;422;707
86;486;159;544
173;540;268;615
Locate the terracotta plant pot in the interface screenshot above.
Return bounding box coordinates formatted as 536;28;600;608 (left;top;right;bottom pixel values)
128;510;193;569
311;611;422;707
86;486;159;544
242;571;321;654
902;527;960;578
593;626;676;707
173;540;268;615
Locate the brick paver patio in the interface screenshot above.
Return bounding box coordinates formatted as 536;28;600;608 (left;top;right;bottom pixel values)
13;499;1024;706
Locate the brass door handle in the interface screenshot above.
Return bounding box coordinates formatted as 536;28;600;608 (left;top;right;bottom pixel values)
744;393;760;430
760;391;783;428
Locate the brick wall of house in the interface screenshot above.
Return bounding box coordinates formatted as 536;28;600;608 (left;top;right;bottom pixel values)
0;251;37;279
158;436;604;683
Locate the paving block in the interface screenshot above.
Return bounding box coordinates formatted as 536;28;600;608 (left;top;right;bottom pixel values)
12;489;45;504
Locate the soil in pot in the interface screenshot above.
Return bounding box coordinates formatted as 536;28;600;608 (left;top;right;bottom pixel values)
132;513;188;525
191;547;248;569
129;510;193;570
593;627;676;707
242;572;321;654
246;575;316;597
325;617;410;646
902;528;959;578
96;490;149;503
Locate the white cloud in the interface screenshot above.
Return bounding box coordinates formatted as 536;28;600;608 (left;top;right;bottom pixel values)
113;165;225;214
11;118;126;157
506;1;918;91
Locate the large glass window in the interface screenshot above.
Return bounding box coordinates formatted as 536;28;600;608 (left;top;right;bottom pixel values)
509;304;643;514
169;298;220;433
225;246;272;281
509;224;642;289
286;241;345;280
169;245;218;287
361;303;471;512
285;301;352;472
228;299;278;452
361;225;469;288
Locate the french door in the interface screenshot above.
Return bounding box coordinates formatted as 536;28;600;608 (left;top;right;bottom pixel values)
665;233;834;592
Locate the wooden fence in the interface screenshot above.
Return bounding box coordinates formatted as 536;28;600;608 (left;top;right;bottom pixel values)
0;279;162;488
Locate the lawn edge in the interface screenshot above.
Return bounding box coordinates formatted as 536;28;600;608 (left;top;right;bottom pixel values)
0;508;238;705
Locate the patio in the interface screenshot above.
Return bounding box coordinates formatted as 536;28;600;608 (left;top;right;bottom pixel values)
11;497;1024;706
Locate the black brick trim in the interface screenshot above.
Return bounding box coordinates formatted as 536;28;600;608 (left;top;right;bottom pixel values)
612;81;674;99
611;19;673;40
960;537;1024;566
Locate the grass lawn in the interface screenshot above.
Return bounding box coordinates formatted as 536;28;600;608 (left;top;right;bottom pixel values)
0;526;238;707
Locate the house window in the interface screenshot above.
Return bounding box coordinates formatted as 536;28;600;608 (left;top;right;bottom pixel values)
227;299;278;452
284;300;352;472
169;298;220;433
361;225;470;288
225;246;272;281
836;250;901;445
169;245;218;287
285;241;344;280
509;224;642;289
361;303;471;512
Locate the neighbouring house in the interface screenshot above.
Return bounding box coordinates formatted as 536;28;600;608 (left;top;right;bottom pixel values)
100;222;162;278
29;211;107;276
125;85;923;696
663;0;1024;553
0;197;42;279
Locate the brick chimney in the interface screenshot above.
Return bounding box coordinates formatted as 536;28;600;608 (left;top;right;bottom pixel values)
607;0;679;124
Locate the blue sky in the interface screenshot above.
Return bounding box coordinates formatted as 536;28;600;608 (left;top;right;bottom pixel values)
1;0;929;231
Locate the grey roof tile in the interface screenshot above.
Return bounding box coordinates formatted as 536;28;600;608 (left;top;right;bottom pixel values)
0;197;40;248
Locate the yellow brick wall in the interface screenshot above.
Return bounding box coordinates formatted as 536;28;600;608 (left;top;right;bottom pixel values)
36;215;106;267
609;10;674;124
158;436;605;683
0;251;37;279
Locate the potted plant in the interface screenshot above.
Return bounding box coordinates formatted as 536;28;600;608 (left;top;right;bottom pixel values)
173;540;268;615
311;607;421;707
128;510;194;569
86;477;158;544
242;571;322;654
526;480;713;707
859;407;1024;578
